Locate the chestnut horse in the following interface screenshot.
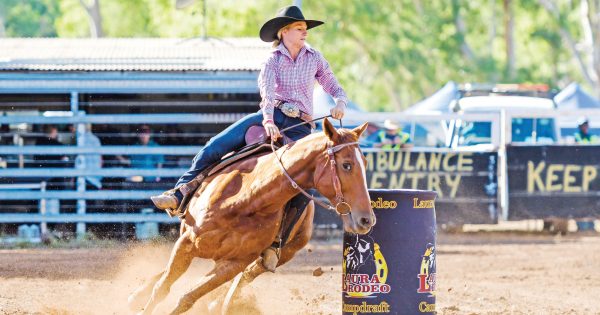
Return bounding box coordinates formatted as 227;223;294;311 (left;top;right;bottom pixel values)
128;119;375;314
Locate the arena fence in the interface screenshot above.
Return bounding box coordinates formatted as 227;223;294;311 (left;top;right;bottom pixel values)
0;96;504;238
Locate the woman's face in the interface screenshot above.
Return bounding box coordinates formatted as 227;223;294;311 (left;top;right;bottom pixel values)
282;21;308;48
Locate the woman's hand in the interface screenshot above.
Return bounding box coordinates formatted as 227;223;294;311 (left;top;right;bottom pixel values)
330;100;346;120
263;119;281;139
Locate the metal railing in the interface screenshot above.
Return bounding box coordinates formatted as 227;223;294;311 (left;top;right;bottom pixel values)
0;103;504;237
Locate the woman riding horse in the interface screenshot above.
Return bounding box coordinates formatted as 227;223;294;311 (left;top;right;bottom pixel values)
151;5;348;271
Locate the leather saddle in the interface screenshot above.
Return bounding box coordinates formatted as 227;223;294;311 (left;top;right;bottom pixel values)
208;126;292;177
175;125;292;215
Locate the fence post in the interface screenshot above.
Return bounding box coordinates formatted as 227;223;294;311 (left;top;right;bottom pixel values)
72;91;87;238
39;181;48;237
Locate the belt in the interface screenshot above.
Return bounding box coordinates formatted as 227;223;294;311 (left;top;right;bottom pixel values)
275;101;315;129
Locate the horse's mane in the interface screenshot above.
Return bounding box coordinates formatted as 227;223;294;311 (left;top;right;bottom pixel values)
293;127;360;147
259;127;360;172
335;128;361;143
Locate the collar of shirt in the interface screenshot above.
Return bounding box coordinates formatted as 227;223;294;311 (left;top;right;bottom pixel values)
273;42;315;61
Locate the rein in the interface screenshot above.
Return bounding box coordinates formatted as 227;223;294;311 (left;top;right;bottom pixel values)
279;114;343;134
270;116;358;216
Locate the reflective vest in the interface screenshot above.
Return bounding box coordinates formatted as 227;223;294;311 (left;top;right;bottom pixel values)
574;132;599;144
378;130;410;150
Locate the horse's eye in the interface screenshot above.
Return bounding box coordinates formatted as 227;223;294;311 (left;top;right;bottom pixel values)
342;162;352;171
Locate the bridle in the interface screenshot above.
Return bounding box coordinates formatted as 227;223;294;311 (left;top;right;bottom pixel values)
270;116;360;216
271;139;359;216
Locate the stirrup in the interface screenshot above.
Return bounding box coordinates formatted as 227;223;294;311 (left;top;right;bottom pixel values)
174;177;204;217
261;247;280;272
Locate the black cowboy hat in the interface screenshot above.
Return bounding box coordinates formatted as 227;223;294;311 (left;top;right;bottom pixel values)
259;6;324;42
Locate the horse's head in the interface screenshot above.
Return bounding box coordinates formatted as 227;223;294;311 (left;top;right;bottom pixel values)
314;119;376;234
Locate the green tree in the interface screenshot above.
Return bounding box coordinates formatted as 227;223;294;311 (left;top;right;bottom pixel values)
3;0;600;110
0;0;59;37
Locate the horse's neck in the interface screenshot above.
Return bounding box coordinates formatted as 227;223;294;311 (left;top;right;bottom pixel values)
259;135;328;194
278;134;328;171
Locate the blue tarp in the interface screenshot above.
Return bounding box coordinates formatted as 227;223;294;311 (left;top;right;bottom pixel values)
554;82;600;109
403;81;459;114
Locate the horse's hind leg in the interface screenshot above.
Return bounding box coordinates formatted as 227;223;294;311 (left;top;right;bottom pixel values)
168;258;251;315
139;231;194;315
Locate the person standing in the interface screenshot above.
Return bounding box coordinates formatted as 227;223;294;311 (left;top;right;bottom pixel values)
574;117;599;144
129;125;164;183
77;124;103;189
370;119;412;150
34;125;70;190
34;125;68;168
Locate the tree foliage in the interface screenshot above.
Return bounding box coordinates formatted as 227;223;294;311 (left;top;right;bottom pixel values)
0;0;59;37
1;0;599;110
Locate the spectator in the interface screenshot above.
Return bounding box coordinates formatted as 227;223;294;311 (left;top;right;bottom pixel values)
95;124;130;167
0;121;11;145
60;124;77;145
34;125;68;168
76;124;103;189
34;125;72;190
359;122;381;148
0;122;10;169
574;117;599;144
129;125;164;182
370;119;413;150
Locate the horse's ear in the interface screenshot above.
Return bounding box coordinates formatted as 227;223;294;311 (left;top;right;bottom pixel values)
352;122;369;138
323;118;339;142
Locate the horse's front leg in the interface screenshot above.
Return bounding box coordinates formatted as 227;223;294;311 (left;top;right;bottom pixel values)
138;230;194;315
168;258;252;315
275;200;315;266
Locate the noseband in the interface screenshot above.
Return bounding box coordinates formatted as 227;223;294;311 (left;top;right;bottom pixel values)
271;139;360;216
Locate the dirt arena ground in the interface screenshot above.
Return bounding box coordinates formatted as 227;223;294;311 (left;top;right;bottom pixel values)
1;232;599;315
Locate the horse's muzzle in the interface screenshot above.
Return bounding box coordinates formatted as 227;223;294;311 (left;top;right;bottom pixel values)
347;212;376;235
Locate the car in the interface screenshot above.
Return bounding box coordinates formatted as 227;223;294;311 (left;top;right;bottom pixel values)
448;94;559;148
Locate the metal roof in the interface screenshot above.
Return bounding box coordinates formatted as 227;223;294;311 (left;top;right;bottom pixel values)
0;72;261;94
458;96;555;111
0;37;271;72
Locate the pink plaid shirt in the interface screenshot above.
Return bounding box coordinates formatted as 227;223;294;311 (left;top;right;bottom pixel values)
258;43;348;117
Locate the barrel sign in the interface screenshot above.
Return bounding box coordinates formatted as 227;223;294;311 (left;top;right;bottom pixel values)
342;189;437;315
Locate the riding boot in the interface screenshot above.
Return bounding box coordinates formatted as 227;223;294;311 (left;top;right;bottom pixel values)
151;176;203;216
150;188;181;211
260;246;279;272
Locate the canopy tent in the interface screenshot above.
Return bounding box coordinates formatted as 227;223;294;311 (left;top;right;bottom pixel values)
403;81;459;114
554;82;600;110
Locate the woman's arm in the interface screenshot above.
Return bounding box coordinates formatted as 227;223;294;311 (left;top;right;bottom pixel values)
315;52;348;119
258;55;281;139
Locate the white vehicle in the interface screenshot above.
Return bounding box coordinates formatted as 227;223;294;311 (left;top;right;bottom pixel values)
448;95;559;148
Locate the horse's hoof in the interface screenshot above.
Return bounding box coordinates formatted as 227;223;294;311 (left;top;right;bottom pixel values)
260;247;279;272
